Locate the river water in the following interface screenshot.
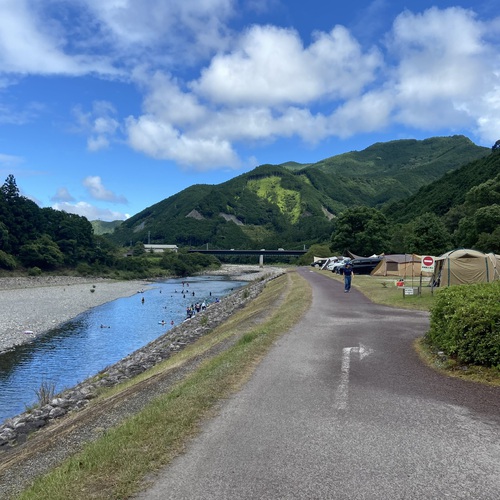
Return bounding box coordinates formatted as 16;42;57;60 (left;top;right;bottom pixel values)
0;275;246;424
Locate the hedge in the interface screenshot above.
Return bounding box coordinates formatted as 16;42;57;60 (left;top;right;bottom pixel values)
425;281;500;367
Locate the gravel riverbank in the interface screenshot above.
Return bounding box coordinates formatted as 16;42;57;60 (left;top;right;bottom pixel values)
0;265;281;354
0;276;150;355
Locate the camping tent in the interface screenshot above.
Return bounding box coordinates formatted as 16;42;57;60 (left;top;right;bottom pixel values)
371;254;433;277
431;249;499;287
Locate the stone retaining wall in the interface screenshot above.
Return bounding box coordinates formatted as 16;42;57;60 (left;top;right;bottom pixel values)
0;271;284;450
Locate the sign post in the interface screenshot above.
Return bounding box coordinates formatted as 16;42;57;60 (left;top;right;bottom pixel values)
421;255;435;273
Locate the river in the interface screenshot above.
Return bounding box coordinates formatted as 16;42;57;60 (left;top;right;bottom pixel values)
0;275;246;424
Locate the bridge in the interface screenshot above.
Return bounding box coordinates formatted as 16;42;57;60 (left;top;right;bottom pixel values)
188;248;307;265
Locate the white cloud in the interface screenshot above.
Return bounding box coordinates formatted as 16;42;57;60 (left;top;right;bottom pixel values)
123;23;383;167
0;153;24;167
140;72;207;126
126;115;241;169
73;101;120;151
0;0;116;76
51;187;75;202
52;201;129;221
329;90;394;138
3;1;500;174
83;176;128;203
387;7;500;136
192;24;382;106
81;0;235;64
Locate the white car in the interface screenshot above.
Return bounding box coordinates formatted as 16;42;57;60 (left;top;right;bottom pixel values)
331;258;350;273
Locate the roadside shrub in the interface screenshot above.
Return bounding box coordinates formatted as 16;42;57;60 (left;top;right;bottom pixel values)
28;266;42;276
425;281;500;366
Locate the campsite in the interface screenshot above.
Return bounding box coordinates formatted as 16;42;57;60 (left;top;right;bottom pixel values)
311;248;500;300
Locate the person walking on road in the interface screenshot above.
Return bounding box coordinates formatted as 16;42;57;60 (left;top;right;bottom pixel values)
343;261;354;293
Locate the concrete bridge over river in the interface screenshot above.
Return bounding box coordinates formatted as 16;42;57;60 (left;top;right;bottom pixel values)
188;248;307;266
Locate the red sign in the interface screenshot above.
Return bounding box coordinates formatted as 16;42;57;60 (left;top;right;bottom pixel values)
422;256;434;267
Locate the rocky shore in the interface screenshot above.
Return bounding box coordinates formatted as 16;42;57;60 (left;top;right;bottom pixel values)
0;276;150;355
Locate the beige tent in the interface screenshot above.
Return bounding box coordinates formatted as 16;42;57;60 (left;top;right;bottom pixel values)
371;254;433;277
432;249;499;287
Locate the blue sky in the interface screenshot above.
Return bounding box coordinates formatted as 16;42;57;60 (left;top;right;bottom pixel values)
1;0;499;221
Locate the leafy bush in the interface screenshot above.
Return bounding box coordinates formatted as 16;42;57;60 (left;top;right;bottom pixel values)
0;249;17;270
76;263;93;276
425;281;500;366
28;266;42;276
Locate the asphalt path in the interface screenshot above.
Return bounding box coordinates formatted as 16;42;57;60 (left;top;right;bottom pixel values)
136;268;500;499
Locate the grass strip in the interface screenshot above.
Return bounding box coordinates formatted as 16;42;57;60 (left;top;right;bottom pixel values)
414;337;500;387
17;272;311;500
313;268;436;311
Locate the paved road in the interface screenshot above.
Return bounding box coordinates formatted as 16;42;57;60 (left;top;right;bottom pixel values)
136;269;500;499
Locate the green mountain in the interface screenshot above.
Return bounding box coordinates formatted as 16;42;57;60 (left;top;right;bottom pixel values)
283;135;488;206
108;136;489;250
384;151;500;224
91;219;123;235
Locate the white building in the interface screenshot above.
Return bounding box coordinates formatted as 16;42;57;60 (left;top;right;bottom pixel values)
144;244;179;253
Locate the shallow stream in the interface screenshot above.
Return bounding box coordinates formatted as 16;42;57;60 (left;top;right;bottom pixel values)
0;275;246;424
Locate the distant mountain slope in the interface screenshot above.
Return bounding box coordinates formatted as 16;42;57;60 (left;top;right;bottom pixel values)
384;149;500;223
287;135;488;206
91;220;123;235
108;136;489;249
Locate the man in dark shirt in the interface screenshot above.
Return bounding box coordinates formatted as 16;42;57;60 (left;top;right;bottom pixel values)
343;261;353;293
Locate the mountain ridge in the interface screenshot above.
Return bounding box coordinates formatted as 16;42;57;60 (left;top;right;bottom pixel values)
105;135;489;249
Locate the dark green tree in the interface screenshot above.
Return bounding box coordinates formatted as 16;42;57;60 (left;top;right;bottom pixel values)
404;212;452;255
132;242;146;256
19;235;64;270
330;206;388;256
0;174;20;199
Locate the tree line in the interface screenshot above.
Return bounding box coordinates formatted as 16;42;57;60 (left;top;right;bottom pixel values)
0;175;220;278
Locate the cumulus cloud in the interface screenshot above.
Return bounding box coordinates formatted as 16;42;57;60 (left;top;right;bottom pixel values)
126;116;241;169
122;5;500;167
73;101;120;151
51;187;75;202
80;0;235;65
52;201;129;221
83;176;128;203
192;24;382;106
0;0;117;76
123;23;382;167
2;1;500;173
387;7;492;131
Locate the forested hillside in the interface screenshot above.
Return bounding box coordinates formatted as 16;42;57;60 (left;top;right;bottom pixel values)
1;135;497;274
109;136;489;251
0;175;220;277
383;150;500;254
0;175;109;271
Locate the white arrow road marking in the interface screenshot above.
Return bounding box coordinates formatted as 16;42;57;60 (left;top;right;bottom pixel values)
335;344;374;410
